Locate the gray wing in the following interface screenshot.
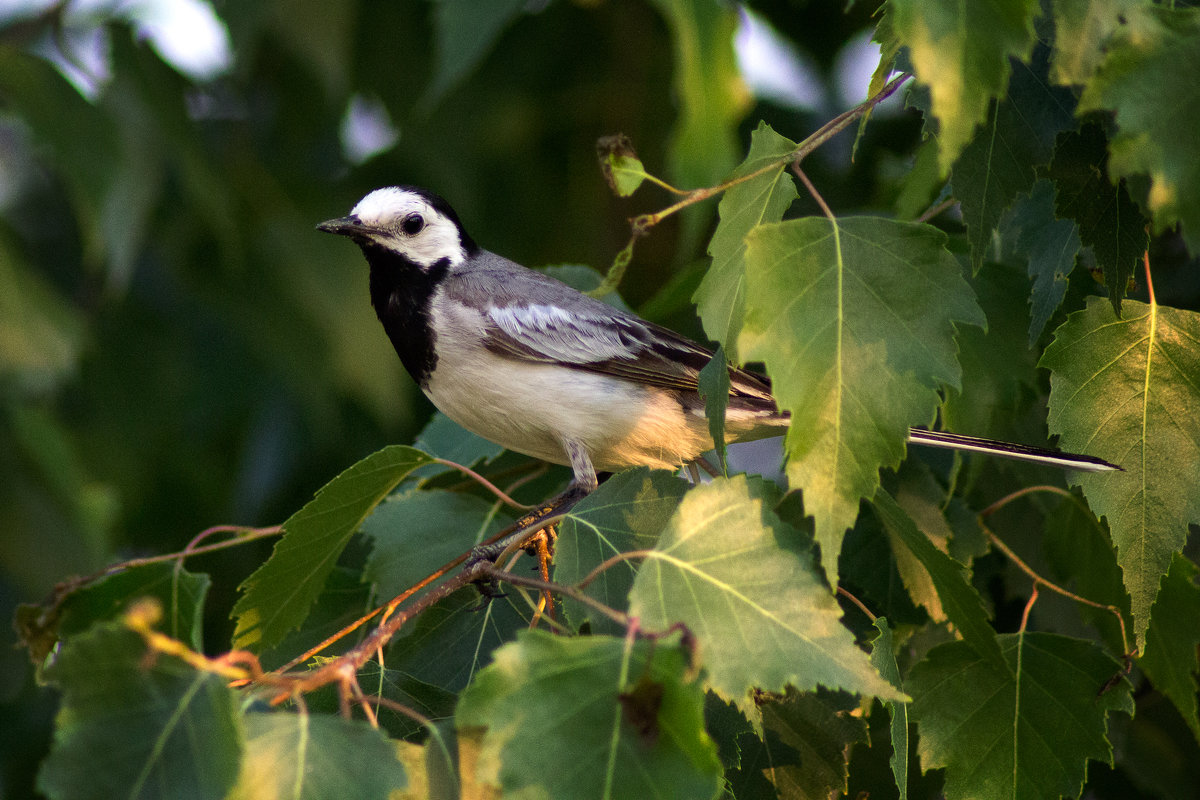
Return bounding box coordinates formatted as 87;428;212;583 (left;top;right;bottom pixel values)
443;252;774;403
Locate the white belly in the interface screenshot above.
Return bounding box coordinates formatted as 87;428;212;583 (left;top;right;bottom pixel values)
424;306;708;472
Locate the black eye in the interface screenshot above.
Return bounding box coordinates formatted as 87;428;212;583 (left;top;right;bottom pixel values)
401;214;425;235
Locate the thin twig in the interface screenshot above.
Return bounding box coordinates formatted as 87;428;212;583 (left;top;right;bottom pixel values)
979;485;1075;518
792;162;835;221
432;458;535;510
1018;584;1039;634
986;529;1132;657
837;586;877;623
487;567;631;629
916;196;957;224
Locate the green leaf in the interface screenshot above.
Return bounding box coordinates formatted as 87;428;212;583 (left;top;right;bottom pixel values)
891;0;1040;173
1041;494;1132;657
887;468;959;624
693;122;798;361
648;0;750;248
907;633;1133;800
603;154;648;197
413;412;504;472
1078;6;1200;255
1049;0;1137;86
838;511;925;628
1045;123;1148;315
363;487;504;599
872;489;1004;666
57;564;211;651
1008;179;1081;345
739;217;985;578
541;263;633;312
229;712;406;800
940;258;1042;444
423;0;527;107
871;618;909;800
697;347;730;475
386;590;531;695
628;475;905;723
554;468;690;634
952;42;1076;272
232;446;434;651
37;622;242;800
1041;297;1200;649
757;692;868;799
457;630;722;800
1140;554;1200;744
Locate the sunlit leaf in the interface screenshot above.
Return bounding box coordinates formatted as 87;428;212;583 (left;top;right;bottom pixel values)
1078;5;1200;255
232;446;433;650
629;476;905;723
908;633;1132;800
872;490;1003;666
739;217;985;579
758;692;867;799
457;630;722;800
694;121;797;362
229;712;406;800
1049;0;1137;85
891;0;1039;173
1041;297;1200;648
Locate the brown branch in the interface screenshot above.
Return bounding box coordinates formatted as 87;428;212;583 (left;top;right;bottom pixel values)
592;73;913;295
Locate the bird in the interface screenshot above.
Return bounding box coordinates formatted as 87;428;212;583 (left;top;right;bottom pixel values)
317;185;1119;497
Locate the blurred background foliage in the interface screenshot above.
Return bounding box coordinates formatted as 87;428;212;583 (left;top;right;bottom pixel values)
7;0;1151;796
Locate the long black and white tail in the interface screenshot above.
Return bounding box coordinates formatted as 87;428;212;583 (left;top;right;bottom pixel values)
907;429;1120;473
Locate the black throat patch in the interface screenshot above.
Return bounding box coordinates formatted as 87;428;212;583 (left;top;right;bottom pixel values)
362;244;449;388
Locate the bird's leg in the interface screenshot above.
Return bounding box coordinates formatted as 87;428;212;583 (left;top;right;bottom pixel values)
463;439;596;591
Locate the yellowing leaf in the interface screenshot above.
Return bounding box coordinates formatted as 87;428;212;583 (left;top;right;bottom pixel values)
1041;298;1200;649
739;218;985;580
892;0;1040;173
629;476;905;723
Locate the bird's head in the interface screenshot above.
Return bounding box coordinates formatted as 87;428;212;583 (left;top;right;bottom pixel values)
317;186;477;268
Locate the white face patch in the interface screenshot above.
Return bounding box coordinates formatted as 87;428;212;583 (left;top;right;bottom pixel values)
349;187;467;268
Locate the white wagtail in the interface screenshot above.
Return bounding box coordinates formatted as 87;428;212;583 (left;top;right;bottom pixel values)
317;186;1119;497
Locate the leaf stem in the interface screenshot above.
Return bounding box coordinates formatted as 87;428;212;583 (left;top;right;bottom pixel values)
432;457;535;510
792;162;834;221
837;586;877;622
983;522;1132;658
916;196;957;224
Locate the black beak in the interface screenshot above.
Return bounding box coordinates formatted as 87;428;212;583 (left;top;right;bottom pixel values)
316;216;364;236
